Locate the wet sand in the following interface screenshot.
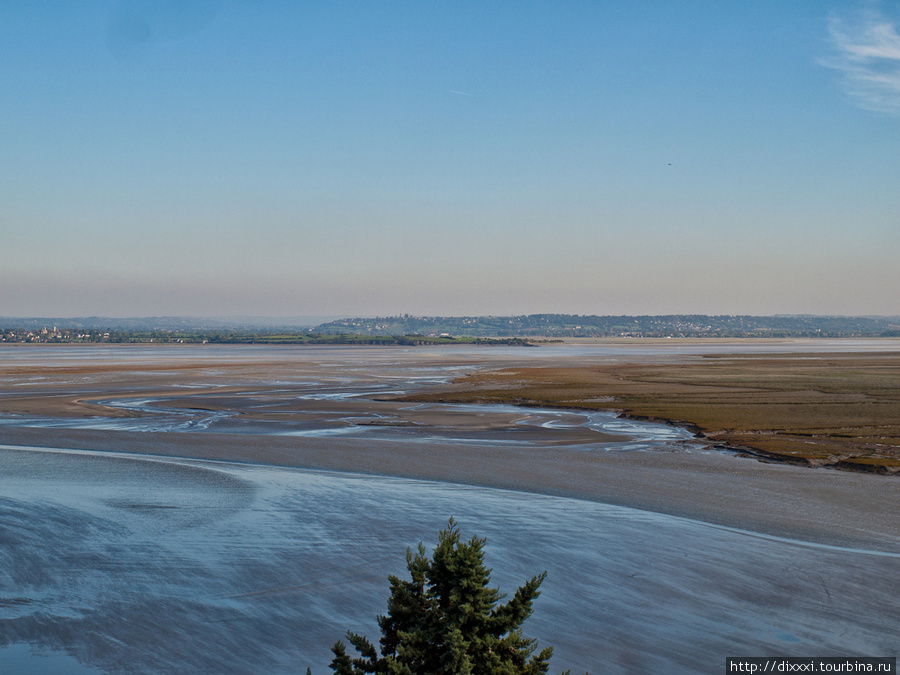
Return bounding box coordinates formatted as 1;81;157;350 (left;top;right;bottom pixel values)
1;343;899;672
2;425;898;554
3;444;895;674
1;342;898;552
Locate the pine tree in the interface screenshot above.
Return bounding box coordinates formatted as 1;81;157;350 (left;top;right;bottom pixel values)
329;518;558;675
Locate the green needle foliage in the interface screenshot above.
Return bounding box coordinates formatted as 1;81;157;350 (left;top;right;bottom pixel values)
329;518;562;675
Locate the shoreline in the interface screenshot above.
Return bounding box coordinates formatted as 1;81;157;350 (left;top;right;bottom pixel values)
611;410;898;474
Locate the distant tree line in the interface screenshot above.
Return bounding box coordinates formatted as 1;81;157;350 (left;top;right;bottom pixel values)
3;314;899;342
313;314;900;338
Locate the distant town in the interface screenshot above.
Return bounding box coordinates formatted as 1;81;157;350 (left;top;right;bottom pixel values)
2;314;899;344
0;324;535;346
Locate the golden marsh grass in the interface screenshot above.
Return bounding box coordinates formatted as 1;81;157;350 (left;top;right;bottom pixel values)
397;352;900;473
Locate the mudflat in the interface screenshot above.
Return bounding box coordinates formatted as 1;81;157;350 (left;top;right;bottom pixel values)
1;341;898;552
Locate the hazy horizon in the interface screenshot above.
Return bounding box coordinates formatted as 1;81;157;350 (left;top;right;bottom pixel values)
5;311;900;320
3;2;899;318
3;311;900;333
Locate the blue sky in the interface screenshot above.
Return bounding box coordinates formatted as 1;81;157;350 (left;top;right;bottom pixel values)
2;1;899;318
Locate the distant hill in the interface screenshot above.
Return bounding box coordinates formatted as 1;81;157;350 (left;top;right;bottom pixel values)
3;314;900;342
313;314;900;338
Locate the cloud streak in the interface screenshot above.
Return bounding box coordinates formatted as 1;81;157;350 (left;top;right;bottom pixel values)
824;6;900;114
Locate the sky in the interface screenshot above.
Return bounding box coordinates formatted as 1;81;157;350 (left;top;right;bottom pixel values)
2;1;899;319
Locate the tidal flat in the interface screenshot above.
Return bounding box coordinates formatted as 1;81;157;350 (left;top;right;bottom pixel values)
0;341;898;673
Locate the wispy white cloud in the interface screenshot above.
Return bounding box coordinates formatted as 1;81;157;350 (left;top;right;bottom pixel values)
823;5;900;114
